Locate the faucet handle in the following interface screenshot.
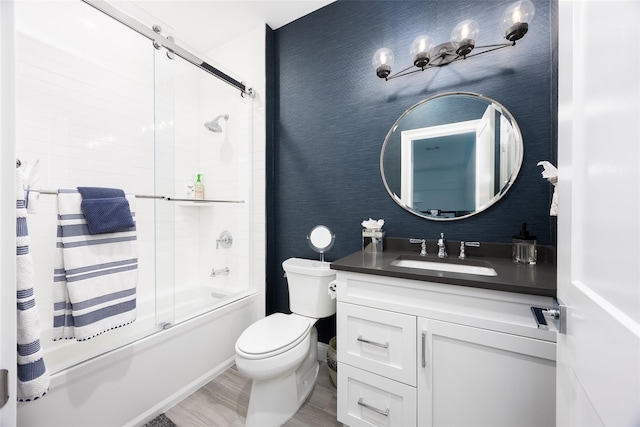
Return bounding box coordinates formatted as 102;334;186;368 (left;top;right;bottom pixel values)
409;238;428;256
459;241;480;259
437;233;447;258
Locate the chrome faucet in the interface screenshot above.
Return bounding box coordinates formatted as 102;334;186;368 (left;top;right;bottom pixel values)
458;241;480;259
437;233;447;258
409;238;428;256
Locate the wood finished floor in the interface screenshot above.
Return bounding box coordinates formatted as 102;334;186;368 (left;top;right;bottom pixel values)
165;362;341;427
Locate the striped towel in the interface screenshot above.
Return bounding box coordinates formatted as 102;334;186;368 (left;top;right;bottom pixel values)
16;168;50;401
52;189;138;341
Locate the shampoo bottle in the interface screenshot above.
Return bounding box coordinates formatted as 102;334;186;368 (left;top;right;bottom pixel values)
194;174;205;200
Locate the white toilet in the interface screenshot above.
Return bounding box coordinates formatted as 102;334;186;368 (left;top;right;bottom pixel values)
235;257;336;426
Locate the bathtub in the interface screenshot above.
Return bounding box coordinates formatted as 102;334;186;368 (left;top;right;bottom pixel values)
40;284;254;375
17;290;261;427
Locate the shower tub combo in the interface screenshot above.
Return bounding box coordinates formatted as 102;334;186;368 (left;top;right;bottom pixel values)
11;0;265;425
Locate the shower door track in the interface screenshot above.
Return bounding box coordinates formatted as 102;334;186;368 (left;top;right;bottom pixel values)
81;0;253;98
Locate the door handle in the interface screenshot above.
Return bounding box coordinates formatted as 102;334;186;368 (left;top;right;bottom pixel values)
552;298;568;334
531;298;567;334
421;331;426;368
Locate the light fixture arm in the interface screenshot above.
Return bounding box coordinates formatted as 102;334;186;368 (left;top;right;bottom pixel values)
374;0;533;82
383;40;516;81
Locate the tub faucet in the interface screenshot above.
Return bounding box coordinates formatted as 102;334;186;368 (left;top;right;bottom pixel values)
409;238;428;256
437;233;447;258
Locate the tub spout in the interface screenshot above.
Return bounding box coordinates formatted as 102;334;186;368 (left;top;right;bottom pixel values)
210;267;230;277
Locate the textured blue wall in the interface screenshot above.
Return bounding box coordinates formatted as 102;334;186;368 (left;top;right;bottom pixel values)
270;0;558;341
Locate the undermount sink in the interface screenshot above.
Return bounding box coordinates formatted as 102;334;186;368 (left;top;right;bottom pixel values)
391;257;498;276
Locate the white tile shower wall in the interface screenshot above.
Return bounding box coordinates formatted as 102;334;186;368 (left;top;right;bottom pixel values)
208;24;267;311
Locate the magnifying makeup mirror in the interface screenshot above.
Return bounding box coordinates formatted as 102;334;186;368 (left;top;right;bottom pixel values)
307;225;335;262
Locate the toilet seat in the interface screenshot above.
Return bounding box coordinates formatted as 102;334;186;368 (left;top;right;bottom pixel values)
236;313;312;360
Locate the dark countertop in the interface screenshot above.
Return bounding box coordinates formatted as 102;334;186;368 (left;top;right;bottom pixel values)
330;238;557;297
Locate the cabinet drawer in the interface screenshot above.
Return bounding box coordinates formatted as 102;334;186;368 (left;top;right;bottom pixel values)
338;302;416;386
338;364;416;427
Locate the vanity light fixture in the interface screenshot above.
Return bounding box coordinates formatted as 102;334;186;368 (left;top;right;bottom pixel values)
373;0;535;80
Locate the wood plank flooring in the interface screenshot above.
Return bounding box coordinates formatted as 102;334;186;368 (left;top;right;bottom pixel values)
166;362;341;426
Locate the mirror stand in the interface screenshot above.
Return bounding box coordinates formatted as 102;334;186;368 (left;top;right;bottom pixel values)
307;225;335;262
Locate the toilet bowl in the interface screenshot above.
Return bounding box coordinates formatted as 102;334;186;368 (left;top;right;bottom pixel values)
234;258;336;426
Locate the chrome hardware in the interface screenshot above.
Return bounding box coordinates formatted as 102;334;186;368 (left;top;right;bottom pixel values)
409;238;427;256
553;298;568;334
152;24;162;33
531;300;566;333
358;398;390;417
0;369;8;409
421;331;426;368
437;233;447;258
210;267;230;277
531;306;549;330
357;335;389;349
458;241;480;259
216;230;233;249
159;322;172;330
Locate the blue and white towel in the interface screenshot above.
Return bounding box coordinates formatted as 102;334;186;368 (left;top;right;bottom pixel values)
16;168;50;401
52;189;138;341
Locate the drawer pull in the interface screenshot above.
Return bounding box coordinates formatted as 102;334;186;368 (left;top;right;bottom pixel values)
358;398;390;417
357;335;389;349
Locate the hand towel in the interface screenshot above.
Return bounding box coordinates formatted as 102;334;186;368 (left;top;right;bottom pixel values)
77;187;135;234
16;168;50;401
52;190;138;341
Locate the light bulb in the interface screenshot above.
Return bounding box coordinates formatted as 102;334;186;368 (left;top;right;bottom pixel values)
410;35;435;68
501;0;535;42
372;47;394;79
451;20;479;56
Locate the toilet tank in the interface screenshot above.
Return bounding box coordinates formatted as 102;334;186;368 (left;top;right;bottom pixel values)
282;258;336;318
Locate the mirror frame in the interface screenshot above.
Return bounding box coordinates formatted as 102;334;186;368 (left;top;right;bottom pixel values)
380;91;524;221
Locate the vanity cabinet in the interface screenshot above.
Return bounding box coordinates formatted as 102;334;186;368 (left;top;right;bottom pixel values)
335;271;557;427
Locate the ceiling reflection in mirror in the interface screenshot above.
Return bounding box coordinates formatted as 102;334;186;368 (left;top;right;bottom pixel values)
380;92;523;221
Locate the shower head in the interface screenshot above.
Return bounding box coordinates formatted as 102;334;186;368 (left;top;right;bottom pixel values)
204;114;229;133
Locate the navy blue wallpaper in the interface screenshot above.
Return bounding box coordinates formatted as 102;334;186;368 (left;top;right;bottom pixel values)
270;0;558;342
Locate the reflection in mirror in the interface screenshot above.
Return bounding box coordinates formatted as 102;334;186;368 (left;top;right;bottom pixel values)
307;225;335;262
380;92;523;221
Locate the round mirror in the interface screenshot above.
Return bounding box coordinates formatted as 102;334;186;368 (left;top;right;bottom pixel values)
380;92;523;221
307;225;335;261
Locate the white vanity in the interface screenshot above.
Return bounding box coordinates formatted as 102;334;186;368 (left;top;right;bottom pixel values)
331;242;557;427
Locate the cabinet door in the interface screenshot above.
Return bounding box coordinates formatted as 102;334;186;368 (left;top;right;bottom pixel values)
338;302;417;386
417;318;556;427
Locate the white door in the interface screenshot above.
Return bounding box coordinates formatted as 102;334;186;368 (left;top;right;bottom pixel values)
557;1;640;426
475;104;496;209
0;0;18;424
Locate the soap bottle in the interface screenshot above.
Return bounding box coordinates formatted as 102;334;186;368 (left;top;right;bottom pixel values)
194;174;205;200
512;222;537;265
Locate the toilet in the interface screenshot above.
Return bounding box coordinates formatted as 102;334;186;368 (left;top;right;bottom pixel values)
235;258;336;426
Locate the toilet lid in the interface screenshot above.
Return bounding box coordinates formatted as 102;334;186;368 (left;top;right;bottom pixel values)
236;313;312;357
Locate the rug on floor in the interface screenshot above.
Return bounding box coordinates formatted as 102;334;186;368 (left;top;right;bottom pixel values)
143;413;177;427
